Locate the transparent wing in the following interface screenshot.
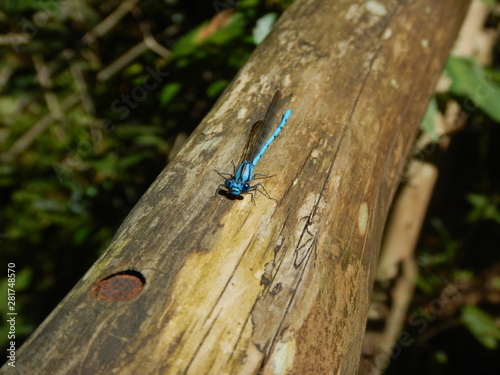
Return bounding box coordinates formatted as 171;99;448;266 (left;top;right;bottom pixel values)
239;91;284;163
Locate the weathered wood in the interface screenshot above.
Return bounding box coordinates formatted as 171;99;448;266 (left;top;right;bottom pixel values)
4;0;470;374
361;4;487;373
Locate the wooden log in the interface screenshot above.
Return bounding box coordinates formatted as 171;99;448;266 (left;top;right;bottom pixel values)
5;0;470;374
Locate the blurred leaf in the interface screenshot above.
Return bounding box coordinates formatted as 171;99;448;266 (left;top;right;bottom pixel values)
59;0;100;25
171;24;203;57
160;82;182;106
124;63;144;77
119;152;155;169
92;153;119;179
491;276;500;290
114;125;164;139
415;274;435;295
420;97;440;142
453;269;474;282
0;165;16;186
434;350;448;364
207;80;229;98
432;217;461;252
3;0;58;12
466;193;500;224
417;217;462;268
445;56;500;121
461;305;500;349
135;133;168;148
206;14;246;45
172;12;246;58
252;13;277;45
15;268;33;291
73;226;92;245
0;97;21;120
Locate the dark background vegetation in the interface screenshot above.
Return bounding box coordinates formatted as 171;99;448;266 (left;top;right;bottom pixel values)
0;0;499;373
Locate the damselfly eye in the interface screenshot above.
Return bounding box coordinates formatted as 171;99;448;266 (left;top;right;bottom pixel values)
242;183;250;192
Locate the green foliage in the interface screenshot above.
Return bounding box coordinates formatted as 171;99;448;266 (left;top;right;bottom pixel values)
397;24;500;375
1;0;499;371
160;82;183;105
172;13;247;59
466;193;500;224
445;56;500;121
461;305;500;349
0;0;291;355
0;268;36;348
207;80;230;98
420;97;440;142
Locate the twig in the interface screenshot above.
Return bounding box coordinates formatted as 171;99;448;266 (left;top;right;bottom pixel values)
97;24;179;81
32;54;63;119
361;2;493;374
1;94;81;163
140;23;172;59
82;0;141;45
70;63;96;115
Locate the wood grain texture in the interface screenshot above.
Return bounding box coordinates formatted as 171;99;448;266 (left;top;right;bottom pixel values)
4;0;470;374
